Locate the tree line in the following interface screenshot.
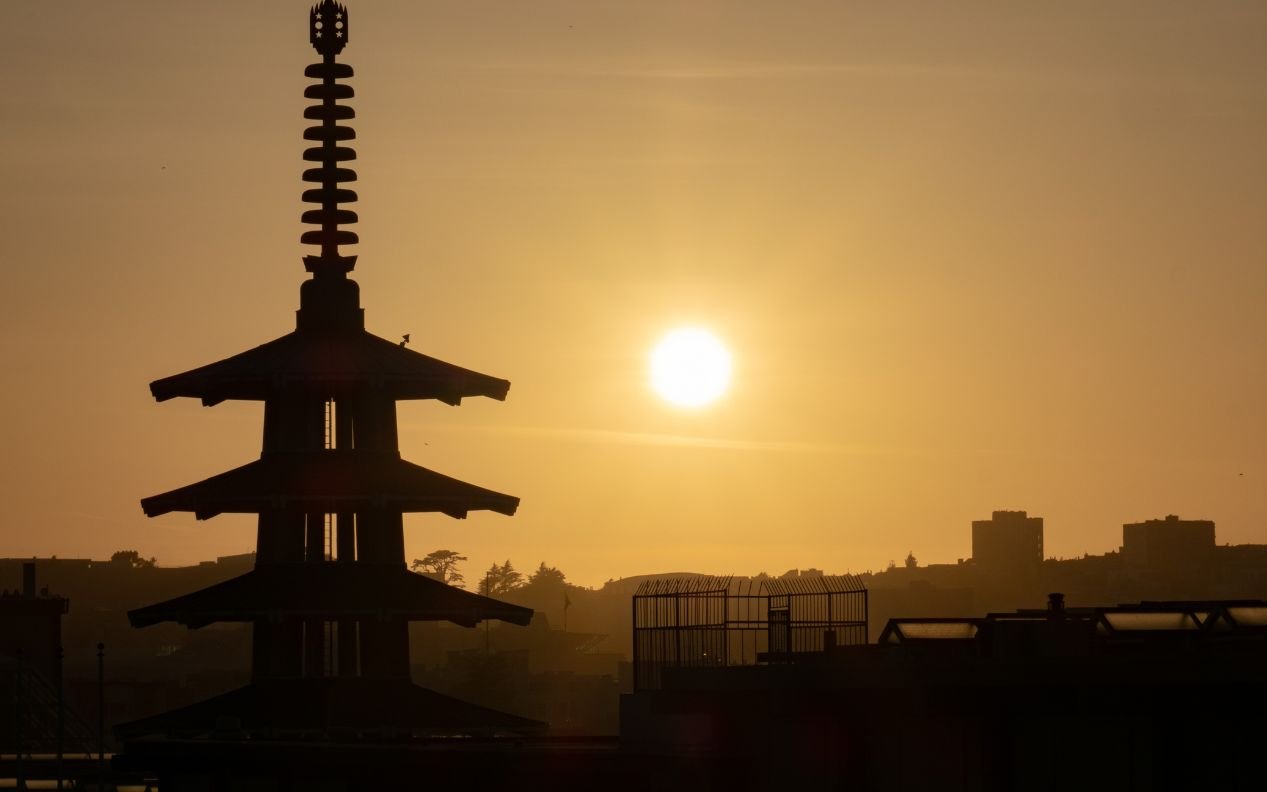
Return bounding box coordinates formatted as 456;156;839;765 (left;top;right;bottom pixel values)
410;550;569;595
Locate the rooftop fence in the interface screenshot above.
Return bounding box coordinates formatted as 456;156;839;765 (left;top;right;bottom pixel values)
632;575;867;690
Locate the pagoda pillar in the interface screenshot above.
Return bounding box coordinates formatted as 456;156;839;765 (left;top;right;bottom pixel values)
304;511;326;676
335;397;358;675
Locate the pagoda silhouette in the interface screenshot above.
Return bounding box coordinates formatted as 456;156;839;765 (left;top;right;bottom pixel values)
122;1;542;739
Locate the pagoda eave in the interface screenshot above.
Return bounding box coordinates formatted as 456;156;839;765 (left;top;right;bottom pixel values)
116;679;547;740
149;330;510;405
129;565;533;629
141;452;519;520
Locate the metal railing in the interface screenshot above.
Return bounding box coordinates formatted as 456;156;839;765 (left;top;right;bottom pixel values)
3;644;106;790
633;576;867;690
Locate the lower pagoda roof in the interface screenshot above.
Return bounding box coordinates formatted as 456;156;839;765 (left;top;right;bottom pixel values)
116;678;546;740
129;564;533;629
150;329;510;406
141;451;518;519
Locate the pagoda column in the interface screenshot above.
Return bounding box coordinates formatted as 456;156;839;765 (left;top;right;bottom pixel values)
335;398;358;675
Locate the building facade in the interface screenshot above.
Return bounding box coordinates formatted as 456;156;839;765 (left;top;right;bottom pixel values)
971;510;1043;568
1122;514;1216;569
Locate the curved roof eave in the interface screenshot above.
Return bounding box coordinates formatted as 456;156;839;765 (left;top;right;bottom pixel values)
129;566;534;629
149;330;510;404
141;452;519;519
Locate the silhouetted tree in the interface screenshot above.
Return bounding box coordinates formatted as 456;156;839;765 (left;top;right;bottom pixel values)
905;552;918;569
526;562;566;587
111;550;156;568
478;560;523;596
411;549;468;587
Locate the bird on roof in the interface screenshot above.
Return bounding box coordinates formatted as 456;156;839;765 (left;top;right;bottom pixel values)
400;333;411;347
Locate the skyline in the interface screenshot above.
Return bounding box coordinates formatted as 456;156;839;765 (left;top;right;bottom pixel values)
4;1;1267;587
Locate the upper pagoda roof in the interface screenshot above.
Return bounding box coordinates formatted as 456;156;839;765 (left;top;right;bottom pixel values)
150;329;509;406
129;564;533;629
141;451;518;520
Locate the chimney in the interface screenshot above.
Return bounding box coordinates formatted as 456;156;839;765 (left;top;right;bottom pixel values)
1047;592;1065;614
22;562;36;598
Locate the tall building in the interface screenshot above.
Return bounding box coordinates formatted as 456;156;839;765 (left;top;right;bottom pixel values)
971;510;1043;568
1;563;67;691
1122;514;1215;569
123;1;540;739
0;564;80;756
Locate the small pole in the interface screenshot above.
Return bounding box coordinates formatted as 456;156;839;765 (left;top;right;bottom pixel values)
97;642;105;791
631;594;639;691
57;645;64;790
15;648;24;792
484;571;491;655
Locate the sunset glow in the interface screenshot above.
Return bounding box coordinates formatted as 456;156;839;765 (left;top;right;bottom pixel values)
650;328;732;408
6;2;1267;587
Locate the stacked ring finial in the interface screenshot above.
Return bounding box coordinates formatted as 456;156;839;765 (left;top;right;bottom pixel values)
303;1;357;274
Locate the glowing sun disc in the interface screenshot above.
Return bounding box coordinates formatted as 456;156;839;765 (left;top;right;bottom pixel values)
650;328;732;407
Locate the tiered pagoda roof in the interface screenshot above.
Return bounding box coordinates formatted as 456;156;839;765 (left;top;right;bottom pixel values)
117;679;545;739
141;452;518;520
130;565;531;629
150;330;510;406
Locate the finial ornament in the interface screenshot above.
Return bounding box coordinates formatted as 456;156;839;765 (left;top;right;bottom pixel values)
301;0;359;283
310;1;349;56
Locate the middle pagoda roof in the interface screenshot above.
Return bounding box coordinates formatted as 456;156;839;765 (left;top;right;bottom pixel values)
150;328;510;406
129;565;533;629
142;451;518;520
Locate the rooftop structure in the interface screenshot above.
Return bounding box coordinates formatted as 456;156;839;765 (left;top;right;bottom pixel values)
631;575;868;690
879;592;1267;650
623;592;1267;789
0;564;98;765
1;563;68;683
123;1;539;741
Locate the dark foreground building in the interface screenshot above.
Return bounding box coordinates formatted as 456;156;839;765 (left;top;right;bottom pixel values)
623;592;1267;790
1;563;78;754
116;2;542;781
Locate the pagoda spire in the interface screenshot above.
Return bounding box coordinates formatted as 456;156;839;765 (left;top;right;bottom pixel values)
296;1;363;332
301;1;358;277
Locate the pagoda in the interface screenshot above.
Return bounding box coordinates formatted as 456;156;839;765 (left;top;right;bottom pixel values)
122;1;542;739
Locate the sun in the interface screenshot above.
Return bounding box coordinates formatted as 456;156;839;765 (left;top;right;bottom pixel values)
649;328;732;408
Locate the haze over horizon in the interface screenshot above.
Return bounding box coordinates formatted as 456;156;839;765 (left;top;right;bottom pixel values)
3;1;1267;587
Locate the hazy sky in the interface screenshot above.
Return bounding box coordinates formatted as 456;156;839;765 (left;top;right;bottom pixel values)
4;1;1267;586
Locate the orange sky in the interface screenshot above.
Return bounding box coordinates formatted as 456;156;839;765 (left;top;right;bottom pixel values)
3;1;1267;586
